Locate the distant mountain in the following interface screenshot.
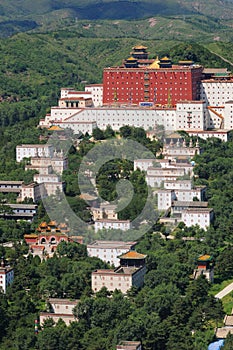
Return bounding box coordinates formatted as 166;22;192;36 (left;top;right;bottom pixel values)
0;0;233;37
0;0;233;21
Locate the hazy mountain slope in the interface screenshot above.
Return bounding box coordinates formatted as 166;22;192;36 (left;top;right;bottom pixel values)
1;0;233;21
0;0;233;37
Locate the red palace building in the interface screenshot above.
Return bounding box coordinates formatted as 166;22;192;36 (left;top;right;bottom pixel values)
103;45;203;106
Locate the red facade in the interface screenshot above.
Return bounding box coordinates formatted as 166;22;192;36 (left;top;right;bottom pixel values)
103;66;203;106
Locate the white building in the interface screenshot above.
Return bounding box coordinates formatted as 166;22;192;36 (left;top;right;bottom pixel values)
25;152;68;175
0;259;14;293
200;79;233;107
37;82;233;139
0;181;23;194
146;174;178;188
163;138;200;159
33;173;65;197
181;208;214;230
176;101;206;130
91;203;118;221
40;298;79;326
116;341;142;350
224;101;233;130
146;166;185;187
157;189;176;211
94;219;132;233
19;182;46;202
164;180;206;202
164;180;192;190
16;144;54;162
85;84;103;107
174;187;205;202
187;129;229;141
134;159;155;172
87;240;137;266
171;201;209;215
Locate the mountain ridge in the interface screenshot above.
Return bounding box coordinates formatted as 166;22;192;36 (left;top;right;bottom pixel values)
1;0;233;21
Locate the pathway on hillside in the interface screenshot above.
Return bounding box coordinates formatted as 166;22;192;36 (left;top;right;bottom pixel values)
215;282;233;299
208;49;233;68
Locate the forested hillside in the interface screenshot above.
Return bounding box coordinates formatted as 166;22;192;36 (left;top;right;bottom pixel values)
0;0;233;39
1;0;233;20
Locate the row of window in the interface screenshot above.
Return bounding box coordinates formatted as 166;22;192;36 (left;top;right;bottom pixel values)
94;276;129;281
94;282;130;288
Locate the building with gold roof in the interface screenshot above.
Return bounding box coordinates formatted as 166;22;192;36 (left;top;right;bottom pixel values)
193;254;214;282
24;221;83;258
91;250;146;293
103;45;202;106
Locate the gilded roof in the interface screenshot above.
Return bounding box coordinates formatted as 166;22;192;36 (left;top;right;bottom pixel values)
149;56;160;69
48;221;57;226
40;222;48;228
24;234;38;238
133;45;147;50
119;251;147;259
197;254;213;261
127;56;137;61
48;125;63;131
161;56;170;61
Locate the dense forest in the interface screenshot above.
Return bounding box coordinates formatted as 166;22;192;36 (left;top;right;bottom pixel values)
0;122;233;348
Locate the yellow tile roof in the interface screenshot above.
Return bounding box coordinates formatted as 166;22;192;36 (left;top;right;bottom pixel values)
119;251;146;259
133;45;147;49
198;254;212;261
48;125;63;131
24;234;38;238
48;221;57;226
127;56;137;61
161;56;170;61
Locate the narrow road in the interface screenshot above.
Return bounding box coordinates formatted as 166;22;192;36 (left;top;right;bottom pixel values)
215;282;233;299
208;49;233;68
